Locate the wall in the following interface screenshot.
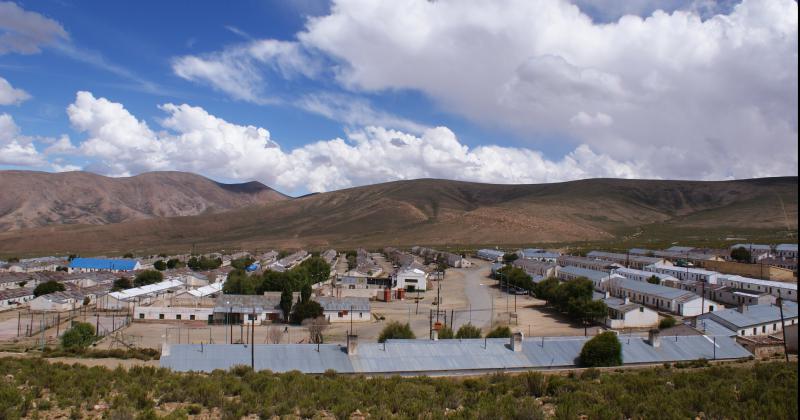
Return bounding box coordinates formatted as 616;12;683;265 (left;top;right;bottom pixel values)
325;310;371;323
697;260;796;282
135;306;214;322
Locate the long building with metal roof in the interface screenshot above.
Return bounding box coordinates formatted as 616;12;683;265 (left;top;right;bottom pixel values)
160;333;751;375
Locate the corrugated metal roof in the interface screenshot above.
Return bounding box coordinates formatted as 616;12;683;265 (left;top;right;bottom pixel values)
161;335;752;374
558;266;611;283
612;277;697;300
109;279;184;300
69;258;139;271
699;302;798;329
776;244;798;252
316;296;370;312
188;282;224;297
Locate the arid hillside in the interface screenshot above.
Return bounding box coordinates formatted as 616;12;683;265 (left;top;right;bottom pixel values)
0;175;795;256
0;170;288;231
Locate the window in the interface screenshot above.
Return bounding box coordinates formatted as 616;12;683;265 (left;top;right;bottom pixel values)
159;314;164;320
190;315;195;321
139;313;144;319
762;325;766;333
176;314;181;320
639;307;644;313
773;323;777;331
359;312;363;318
752;328;757;335
740;330;745;336
248;314;255;321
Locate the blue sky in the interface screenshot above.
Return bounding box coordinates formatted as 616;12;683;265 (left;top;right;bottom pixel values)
0;0;797;195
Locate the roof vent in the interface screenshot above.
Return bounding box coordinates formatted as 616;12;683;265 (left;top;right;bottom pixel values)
346;334;358;355
648;329;661;348
510;332;523;352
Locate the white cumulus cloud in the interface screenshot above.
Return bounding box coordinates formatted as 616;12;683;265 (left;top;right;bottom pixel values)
65;91;648;193
0;113;44;166
0;76;30;105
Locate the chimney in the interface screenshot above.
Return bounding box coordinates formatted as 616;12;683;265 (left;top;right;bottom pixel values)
510;332;524;352
604;291;610;299
648;329;661;348
623;296;630;305
431;329;439;341
346;334;358;355
737;304;748;313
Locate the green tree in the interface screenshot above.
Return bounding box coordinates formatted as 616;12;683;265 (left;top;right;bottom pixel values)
534;277;560;303
579;332;622;367
61;322;95;350
646;275;661;285
33;280;65;297
378;321;415;342
486;326;512;338
122;253;134;258
301;283;312;303
299;256;331;285
455;323;482;339
231;256;255;270
223;269;260;295
153;260;167;271
133;270;163;287
111;277;131;292
437;325;455;339
280;287;293;322
290;301;324;324
502;253;519;264
166;258;183;269
731;247;752;263
659;316;677;330
497;265;534;291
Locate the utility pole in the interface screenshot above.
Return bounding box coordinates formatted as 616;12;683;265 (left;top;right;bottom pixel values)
777;295;789;362
250;310;255;370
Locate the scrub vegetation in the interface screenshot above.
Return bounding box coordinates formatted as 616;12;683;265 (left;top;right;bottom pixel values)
0;358;794;419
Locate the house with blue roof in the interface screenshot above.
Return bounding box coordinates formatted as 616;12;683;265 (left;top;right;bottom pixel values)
68;258;141;273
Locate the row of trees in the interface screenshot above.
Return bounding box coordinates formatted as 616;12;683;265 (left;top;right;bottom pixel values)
223;256;331;295
534;277;608;325
377;322;514;342
494;265;535;292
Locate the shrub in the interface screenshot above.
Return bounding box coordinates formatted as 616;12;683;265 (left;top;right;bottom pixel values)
456;323;482;339
111;277;132;292
61;322;96;350
659;316;677;330
153;260;167;271
133;270;163;287
437;326;455;339
378;322;415;342
34;280;65;297
486;326;512;338
579;332;622;367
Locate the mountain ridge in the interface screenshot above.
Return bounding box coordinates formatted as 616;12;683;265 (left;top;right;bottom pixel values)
0;172;795;256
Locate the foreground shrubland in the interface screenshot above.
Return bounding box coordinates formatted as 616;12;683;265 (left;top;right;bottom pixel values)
0;358;795;419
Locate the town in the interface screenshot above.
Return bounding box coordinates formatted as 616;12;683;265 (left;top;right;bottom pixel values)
1;242;796;375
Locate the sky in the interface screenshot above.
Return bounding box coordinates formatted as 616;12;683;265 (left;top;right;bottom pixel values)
0;0;797;195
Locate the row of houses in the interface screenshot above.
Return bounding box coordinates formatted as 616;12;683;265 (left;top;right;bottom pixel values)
411;247;471;268
268;250;310;272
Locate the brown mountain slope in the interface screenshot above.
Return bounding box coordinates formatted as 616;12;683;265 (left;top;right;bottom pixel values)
0;176;795;256
0;170;288;231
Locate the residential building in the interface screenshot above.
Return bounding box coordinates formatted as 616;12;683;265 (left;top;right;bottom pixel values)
679;282;775;307
98;279;185;310
612;267;679;285
605;277;718;316
444;252;471;268
268;250;310;272
594;291;658;329
516;248;560;262
645;262;721;284
29;290;90;312
716;275;797;302
476;249;505;262
317;297;371;323
68;258;141;273
321;249;338;265
730;244;773;261
586;251;666;270
775;244;798;259
697;302;798;337
0;287;35;311
393;267;428;291
557;266;619;289
759;256;797;271
213;295;283;324
557;255;619;272
512;259;556;278
136;306;214;322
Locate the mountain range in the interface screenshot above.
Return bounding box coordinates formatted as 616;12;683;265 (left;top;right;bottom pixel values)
0;171;796;256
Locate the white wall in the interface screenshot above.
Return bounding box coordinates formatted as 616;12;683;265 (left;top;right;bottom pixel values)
135;306;214;321
324;310;371;323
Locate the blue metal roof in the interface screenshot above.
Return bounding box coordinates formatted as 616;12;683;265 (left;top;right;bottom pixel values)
161;335;752;374
69;258;139;271
245;263;260;272
699;302;798;329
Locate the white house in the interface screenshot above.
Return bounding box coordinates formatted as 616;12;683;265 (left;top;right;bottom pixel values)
0;287;36;311
605;277;719;317
612;267;679;285
28;291;86;312
594;292;658;329
393;267;428;291
135;305;214;322
716;275;797;302
476;249;505;262
557;266;619;289
697;302;798;337
586;251;667;270
775;244;798;259
645;262;721;284
316;296;371;323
